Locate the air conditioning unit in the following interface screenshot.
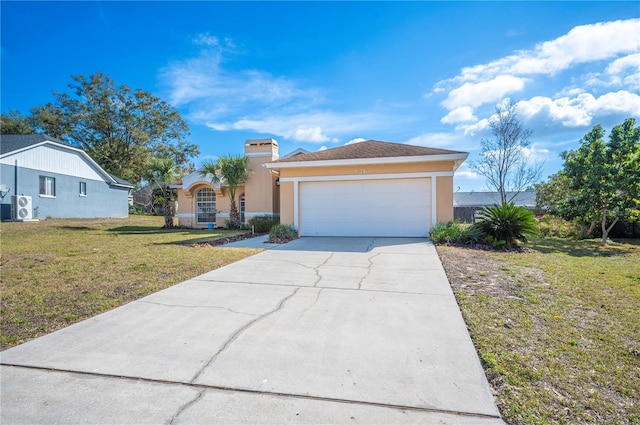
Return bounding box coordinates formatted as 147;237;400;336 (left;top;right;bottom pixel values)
12;195;33;220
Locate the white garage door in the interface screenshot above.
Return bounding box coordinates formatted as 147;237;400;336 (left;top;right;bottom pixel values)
299;178;431;237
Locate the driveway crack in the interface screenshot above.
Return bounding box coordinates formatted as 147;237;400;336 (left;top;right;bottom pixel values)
168;388;205;425
357;253;379;290
313;252;334;287
189;287;301;383
138;300;259;317
300;288;324;317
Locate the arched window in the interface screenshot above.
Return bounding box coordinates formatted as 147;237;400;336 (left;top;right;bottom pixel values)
196;188;216;224
239;193;245;223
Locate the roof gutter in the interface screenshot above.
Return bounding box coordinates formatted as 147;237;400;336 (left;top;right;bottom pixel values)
264;152;469;170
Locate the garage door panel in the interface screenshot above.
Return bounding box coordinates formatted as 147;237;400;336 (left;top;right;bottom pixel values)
300;179;431;237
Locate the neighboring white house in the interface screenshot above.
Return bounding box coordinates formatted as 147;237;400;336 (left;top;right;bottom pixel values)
0;134;133;220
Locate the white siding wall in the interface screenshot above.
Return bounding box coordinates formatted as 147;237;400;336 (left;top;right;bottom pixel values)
0;145;106;181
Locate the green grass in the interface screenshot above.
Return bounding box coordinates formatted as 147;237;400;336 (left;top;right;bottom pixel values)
440;237;640;424
0;216;261;349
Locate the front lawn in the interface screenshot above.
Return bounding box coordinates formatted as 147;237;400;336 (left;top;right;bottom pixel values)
438;237;640;424
0;216;260;350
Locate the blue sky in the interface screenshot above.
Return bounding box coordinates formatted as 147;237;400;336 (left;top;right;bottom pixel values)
2;2;639;191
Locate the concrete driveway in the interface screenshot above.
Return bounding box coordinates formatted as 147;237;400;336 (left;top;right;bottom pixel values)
1;237;503;424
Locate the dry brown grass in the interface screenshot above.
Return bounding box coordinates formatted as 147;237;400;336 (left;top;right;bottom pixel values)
438;237;640;424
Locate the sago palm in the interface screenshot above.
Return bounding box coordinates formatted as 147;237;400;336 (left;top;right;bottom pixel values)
474;202;538;249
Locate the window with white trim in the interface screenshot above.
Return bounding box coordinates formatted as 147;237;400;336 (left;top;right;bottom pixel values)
39;176;56;197
79;181;87;196
196;188;216;224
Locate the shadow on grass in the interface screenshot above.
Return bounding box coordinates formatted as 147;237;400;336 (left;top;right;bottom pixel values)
59;226;95;231
107;225;227;235
529;236;639;257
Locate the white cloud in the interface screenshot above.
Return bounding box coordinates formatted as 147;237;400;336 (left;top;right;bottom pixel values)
345;137;366;145
318;146;328;151
448;19;639;85
442;75;527;110
460;118;491;137
606;52;640;75
405;132;477;151
161;34;396;144
207;111;384;143
292;126;330;143
441;106;478;124
456;170;480;179
516;91;640;127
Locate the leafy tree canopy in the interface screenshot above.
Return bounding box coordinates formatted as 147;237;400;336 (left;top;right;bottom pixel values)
560;118;640;244
29;72;198;185
1;109;36;134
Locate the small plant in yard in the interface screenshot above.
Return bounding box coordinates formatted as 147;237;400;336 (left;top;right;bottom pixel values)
247;215;280;233
268;224;298;243
474;202;538;249
430;221;483;245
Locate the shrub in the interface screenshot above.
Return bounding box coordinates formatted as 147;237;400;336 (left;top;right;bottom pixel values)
247;215;280;233
474;202;538;249
268;224;298;242
430;221;483;245
223;219;242;230
536;215;583;238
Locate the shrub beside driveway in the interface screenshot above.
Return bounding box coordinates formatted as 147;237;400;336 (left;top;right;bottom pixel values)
438;237;640;424
0;216;259;350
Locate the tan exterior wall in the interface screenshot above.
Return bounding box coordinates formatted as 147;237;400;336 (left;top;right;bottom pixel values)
279;181;294;226
436;176;454;223
176;182;234;228
244;139;279;221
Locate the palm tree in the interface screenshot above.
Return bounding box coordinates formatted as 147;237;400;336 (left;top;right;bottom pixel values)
199;155;251;228
147;158;179;229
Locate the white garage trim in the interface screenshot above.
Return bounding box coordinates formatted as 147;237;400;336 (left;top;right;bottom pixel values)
278;171;453;183
282;172;451;231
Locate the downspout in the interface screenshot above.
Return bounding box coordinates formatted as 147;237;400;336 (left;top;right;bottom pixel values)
14;159;18;194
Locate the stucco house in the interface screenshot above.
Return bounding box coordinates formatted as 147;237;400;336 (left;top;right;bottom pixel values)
266;140;467;237
0;134;133;220
176;138;468;237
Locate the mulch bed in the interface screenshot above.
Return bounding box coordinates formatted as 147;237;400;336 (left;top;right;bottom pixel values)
189;232;267;247
188;232;299;247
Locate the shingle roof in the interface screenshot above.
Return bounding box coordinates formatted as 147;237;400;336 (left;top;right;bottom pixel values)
272;140;466;163
0;134;70;155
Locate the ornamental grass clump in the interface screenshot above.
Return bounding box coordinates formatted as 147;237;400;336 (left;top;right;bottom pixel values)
474;202;538;249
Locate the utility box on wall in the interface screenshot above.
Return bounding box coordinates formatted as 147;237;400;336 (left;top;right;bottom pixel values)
11;195;33;220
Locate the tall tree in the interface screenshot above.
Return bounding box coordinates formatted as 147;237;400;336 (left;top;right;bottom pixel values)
146;158;179;229
561;118;640;244
471;101;543;203
30;72;198;185
0;110;36;134
199;155;251;228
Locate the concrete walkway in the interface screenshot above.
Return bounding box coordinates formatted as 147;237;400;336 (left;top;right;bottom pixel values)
1;237;503;424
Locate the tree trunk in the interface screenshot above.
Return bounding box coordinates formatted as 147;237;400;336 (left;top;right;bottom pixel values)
229;200;239;226
585;219;597;237
601;213;618;245
163;193;174;229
